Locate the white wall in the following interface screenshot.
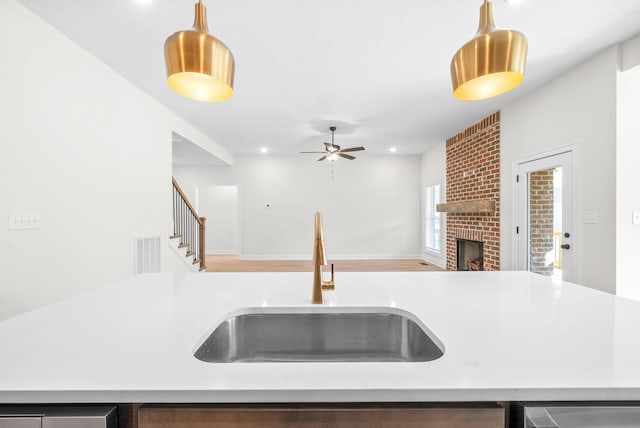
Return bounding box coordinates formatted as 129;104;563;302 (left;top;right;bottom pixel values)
174;155;422;259
622;33;640;71
198;186;239;254
616;66;640;301
501;46;619;293
421;143;447;268
0;0;230;320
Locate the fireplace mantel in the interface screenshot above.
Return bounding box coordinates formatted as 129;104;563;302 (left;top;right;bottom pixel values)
436;200;495;214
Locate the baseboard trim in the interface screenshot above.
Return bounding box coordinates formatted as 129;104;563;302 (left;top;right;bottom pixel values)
421;253;446;269
237;254;423;261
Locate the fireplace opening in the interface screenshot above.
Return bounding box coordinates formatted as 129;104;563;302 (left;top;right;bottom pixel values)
457;239;483;271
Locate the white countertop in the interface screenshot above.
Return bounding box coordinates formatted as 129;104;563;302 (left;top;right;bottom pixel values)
1;271;640;403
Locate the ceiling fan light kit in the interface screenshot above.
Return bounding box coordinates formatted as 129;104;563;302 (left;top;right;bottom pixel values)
300;126;365;162
450;0;528;101
164;0;235;102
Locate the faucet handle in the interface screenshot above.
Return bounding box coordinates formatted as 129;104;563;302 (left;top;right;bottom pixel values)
322;263;335;291
321;281;335;291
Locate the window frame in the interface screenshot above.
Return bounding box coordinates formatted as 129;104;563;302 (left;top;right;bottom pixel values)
425;183;442;254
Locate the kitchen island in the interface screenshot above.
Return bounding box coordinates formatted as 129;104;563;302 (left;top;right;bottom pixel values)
1;271;640;426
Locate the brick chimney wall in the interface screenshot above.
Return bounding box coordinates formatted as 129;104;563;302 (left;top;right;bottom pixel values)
445;112;501;271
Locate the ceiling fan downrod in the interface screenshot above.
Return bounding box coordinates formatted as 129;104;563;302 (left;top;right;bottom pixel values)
330;126;337;146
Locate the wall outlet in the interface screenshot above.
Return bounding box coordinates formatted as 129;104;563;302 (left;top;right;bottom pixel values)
9;213;41;230
633;212;640;225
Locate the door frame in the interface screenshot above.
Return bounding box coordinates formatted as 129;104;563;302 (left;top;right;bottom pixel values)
512;143;579;282
195;183;242;256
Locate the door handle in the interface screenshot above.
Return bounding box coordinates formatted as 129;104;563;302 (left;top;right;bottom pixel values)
561;244;570;250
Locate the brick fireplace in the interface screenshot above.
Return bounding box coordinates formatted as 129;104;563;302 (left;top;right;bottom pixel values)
457;238;483;271
443;112;500;271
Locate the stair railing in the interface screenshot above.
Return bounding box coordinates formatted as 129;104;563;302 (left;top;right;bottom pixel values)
172;177;206;271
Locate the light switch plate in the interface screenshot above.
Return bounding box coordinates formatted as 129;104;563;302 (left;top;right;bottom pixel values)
9;213;41;230
633;212;640;225
583;211;598;224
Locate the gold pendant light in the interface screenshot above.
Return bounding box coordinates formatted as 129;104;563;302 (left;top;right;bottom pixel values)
450;0;527;101
164;0;235;102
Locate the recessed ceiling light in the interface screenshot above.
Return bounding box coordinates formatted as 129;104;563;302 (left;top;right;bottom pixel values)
389;147;398;153
260;147;268;154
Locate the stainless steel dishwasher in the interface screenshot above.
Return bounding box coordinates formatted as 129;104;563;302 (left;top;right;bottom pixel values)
512;402;640;427
0;406;116;428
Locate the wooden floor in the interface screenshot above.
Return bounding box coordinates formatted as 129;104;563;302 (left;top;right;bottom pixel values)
205;255;444;272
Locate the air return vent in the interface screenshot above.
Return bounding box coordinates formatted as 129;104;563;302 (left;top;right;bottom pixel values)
134;235;161;274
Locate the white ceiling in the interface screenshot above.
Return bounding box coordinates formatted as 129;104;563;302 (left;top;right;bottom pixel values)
17;0;640;160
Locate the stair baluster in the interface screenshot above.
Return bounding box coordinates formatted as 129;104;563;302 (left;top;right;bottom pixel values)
172;177;206;271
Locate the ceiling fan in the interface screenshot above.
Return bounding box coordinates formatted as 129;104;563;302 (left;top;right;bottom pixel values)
300;126;365;161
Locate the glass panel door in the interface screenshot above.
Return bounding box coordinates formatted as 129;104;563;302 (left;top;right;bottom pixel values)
517;150;574;282
527;167;562;278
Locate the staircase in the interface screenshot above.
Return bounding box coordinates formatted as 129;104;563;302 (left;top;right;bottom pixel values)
171;177;207;272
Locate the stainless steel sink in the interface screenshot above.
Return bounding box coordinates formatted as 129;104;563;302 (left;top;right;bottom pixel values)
194;307;444;363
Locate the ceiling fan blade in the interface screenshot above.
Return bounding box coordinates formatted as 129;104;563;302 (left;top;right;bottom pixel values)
317;156;327;162
324;142;334;151
339;146;365;153
339;153;356;160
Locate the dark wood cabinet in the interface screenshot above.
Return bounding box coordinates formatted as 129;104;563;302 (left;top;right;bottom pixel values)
138;403;504;428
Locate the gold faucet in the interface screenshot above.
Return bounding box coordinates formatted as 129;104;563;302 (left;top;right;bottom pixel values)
312;212;335;304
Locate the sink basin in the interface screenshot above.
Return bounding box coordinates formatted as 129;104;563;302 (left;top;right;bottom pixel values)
194;307;444;363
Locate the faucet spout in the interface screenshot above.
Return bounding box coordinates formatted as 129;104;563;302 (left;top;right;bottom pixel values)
312;212;334;304
313;212;327;266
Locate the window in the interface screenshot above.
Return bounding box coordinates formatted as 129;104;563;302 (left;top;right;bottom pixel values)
425;184;441;252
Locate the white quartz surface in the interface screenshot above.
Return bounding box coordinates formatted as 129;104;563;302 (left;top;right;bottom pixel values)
1;271;640;403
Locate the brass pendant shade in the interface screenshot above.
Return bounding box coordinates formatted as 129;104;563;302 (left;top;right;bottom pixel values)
451;0;527;101
164;0;235;102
